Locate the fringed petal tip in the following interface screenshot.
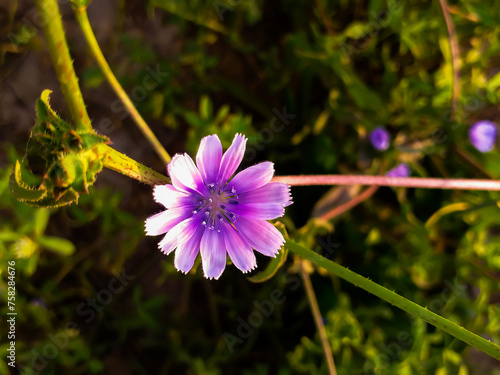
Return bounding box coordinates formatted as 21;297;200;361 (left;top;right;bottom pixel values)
233;133;247;143
240;263;258;274
285;185;293;207
205;273;222;281
175;267;191;275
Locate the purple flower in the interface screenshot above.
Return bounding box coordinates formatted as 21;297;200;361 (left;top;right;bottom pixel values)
145;134;292;280
386;163;410;177
469;121;497;152
369;126;390;151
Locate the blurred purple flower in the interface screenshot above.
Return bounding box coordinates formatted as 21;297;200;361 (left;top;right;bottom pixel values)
469;120;497;152
369;126;390;151
31;298;47;308
145;134;292;280
386;163;410;178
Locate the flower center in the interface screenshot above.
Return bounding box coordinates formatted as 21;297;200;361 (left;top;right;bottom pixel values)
193;184;239;231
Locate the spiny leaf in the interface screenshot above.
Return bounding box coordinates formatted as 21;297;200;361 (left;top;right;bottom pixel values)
9;160;47;202
10;90;109;208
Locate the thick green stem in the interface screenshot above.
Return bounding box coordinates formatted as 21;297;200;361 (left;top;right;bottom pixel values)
103;146;170;186
286;239;500;360
73;5;172;164
34;0;92;132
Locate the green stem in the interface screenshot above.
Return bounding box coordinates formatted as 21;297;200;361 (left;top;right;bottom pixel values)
286;239;500;360
73;5;172;165
34;0;92;132
103;146;170;186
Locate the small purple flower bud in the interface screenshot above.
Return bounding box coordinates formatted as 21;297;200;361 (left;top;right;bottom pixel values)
369;126;390;151
469;121;497;152
386;163;410;178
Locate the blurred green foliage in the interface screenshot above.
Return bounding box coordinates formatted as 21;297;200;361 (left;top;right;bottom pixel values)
2;0;500;374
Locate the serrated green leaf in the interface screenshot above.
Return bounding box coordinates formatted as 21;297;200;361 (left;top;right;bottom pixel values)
11;91;109;208
9;160;47;202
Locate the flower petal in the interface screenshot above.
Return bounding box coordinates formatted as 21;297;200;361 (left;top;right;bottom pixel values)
174;224;204;273
145;208;192;236
228;161;274;194
235;216;284;257
230;202;285;220
153;184;199;209
196;135;223;184
158;216;200;254
168;153;207;195
224;226;256;273
238;183;292;207
217;134;247;184
200;226;227;279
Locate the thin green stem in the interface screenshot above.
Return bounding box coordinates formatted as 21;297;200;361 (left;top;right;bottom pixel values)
103;145;170;186
299;261;338;375
34;0;92;132
286;239;500;360
73;5;172;165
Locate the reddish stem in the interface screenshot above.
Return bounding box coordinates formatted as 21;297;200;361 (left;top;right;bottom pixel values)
272;175;500;191
320;185;379;221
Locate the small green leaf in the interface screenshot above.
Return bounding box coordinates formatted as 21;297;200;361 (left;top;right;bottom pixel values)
248;222;289;283
37;235;75;256
33;209;50;237
0;232;22;242
183;111;205;128
214;105;230;124
199;95;213;120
